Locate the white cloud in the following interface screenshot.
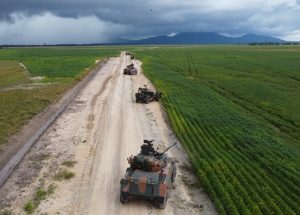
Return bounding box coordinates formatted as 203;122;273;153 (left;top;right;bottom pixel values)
0;12;131;44
281;29;300;41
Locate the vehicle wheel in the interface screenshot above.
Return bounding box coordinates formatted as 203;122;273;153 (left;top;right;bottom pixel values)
120;192;129;204
171;165;177;183
154;196;168;209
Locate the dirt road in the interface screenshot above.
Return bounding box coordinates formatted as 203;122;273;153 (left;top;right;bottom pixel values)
0;53;217;215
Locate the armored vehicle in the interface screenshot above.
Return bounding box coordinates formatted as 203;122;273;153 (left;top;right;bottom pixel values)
125;51;135;59
120;140;177;208
135;85;162;103
123;63;137;75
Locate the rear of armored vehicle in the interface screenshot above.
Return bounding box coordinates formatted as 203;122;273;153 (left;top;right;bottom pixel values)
120;164;175;208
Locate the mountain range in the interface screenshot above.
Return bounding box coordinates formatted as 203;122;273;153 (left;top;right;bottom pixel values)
116;32;284;45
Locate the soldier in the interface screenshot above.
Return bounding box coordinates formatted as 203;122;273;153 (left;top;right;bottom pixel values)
141;140;157;155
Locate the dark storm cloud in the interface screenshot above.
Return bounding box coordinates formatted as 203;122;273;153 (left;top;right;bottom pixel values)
1;0;300;44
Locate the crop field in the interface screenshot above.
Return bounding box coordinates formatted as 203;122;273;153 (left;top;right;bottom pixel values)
0;47;122;78
134;46;300;215
0;47;120;145
0;61;30;89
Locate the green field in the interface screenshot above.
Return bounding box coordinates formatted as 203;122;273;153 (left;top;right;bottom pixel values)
0;47;120;145
0;61;30;88
134;46;300;215
0;46;299;214
0;47;122;78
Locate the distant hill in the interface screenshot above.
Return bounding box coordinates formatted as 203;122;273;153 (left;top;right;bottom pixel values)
118;32;284;45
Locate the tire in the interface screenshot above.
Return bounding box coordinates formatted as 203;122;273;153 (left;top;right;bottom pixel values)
171;165;177;183
120;192;129;204
155;93;161;101
154;196;168;209
146;97;150;104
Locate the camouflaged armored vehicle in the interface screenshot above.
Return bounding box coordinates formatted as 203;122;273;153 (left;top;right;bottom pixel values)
123;63;137;75
120;140;177;208
135;85;162;103
125;51;135;59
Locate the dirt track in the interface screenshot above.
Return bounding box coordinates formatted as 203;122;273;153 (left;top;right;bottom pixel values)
0;53;217;215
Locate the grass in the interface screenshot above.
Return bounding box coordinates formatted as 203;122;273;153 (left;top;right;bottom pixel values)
0;61;30;88
134;46;300;215
0;47;120;77
0;209;12;215
61;160;77;167
24;185;55;214
0;47;121;146
54;170;75;180
0;84;70;145
23;201;36;214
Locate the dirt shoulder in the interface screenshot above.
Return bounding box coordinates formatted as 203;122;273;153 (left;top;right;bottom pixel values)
0;53;217;215
0;59;108;184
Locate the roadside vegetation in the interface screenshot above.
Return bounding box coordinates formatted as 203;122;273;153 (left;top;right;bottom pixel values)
0;209;12;215
24;185;55;214
54;169;75;181
0;61;30;89
0;47;120;146
135;46;300;215
61;160;77;167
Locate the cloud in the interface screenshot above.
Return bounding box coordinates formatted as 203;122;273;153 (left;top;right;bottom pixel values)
281;29;300;41
0;0;300;43
0;12;131;44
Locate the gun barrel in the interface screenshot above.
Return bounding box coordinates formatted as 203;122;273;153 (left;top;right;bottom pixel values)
161;142;177;154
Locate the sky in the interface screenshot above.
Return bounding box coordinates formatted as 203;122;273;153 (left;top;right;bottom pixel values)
0;0;300;44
